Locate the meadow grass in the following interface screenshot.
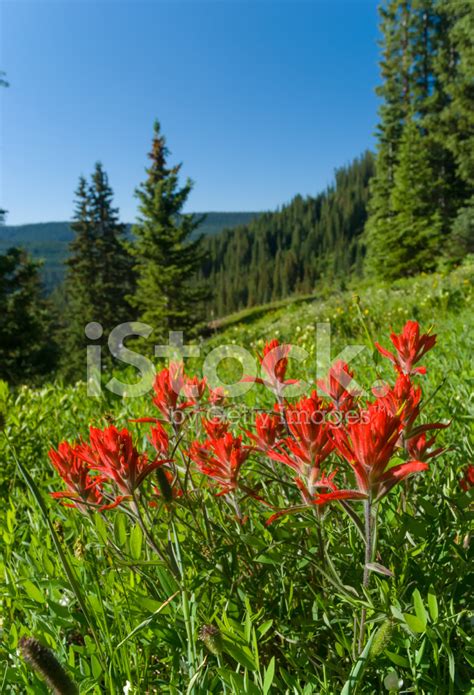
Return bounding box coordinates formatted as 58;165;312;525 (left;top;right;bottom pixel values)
1;262;473;694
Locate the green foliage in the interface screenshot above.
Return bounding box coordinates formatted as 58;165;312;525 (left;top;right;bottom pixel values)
366;116;442;279
129;121;210;339
0;247;57;384
60;164;134;380
365;0;473;279
1;265;472;693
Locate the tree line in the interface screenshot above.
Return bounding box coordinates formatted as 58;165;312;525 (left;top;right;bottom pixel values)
0;0;472;383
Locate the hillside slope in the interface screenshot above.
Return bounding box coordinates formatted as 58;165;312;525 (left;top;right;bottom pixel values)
205;262;473;365
200;152;374;317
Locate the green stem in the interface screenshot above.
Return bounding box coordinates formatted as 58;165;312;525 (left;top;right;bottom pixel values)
358;494;373;653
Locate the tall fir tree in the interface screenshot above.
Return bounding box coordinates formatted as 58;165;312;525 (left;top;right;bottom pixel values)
437;1;474;259
61;165;134;378
377;115;442;279
129;121;209;339
0;246;57;383
365;0;471;277
365;0;413;255
89;163;135;329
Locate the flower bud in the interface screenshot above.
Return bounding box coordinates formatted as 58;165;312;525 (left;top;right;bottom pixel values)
73;538;86;560
198;625;223;656
19;636;79;695
156;467;174;503
369;619;394;659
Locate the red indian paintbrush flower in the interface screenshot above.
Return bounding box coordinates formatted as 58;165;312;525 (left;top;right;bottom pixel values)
48;441;103;509
314;403;428;504
152;362;193;423
375;320;436;376
202;416;229;439
189;433;250;495
267;393;334;497
183;375;208;403
375;373;448;445
148;422;170;456
317;360;358;411
460;464;474;492
247;410;285;451
81;425;166;496
243;340;298;396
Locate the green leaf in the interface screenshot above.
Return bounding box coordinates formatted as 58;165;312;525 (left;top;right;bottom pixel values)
222;640;256;671
412;589;428;628
385;650;410;668
229;672;260;695
90;654;102;679
341;630;376;695
258;620;273;638
23;580;45;603
427;586;438;622
129;523;143;560
403;613;426;634
114;513;127;548
263;656;275;695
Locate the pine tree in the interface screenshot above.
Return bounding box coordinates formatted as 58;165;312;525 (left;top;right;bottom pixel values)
61;166;133;378
436;1;474;259
365;0;413;253
89;163;135;329
366;0;472;276
0;247;57;383
437;1;474;191
129;121;209;339
374;116;442;279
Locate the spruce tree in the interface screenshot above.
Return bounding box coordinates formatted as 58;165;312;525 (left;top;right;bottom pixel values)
365;0;413;254
0;246;57;383
89;163;135;329
129;121;209;339
62;166;133;379
374;116;442;279
437;1;474;191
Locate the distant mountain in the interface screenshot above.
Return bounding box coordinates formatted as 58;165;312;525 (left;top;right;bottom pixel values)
0;212;260;292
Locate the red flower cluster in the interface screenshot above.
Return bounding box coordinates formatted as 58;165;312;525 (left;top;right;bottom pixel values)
188;433;251;495
49;322;448;525
375;320;436;376
49;441;103;509
49;425;171;510
243;339;298;396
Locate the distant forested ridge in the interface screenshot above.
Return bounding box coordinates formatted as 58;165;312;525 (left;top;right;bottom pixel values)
199;152;375;317
0;212;260;292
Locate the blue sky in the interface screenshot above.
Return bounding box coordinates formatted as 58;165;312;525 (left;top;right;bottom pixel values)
1;0;380;225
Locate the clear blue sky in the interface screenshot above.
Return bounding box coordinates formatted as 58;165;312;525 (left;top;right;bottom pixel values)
1;0;380;225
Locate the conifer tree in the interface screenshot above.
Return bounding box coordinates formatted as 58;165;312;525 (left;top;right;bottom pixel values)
365;0;413;250
62;165;133;378
370;116;442;279
129;121;208;339
437;0;474;192
0;246;57;383
89;163;135;328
